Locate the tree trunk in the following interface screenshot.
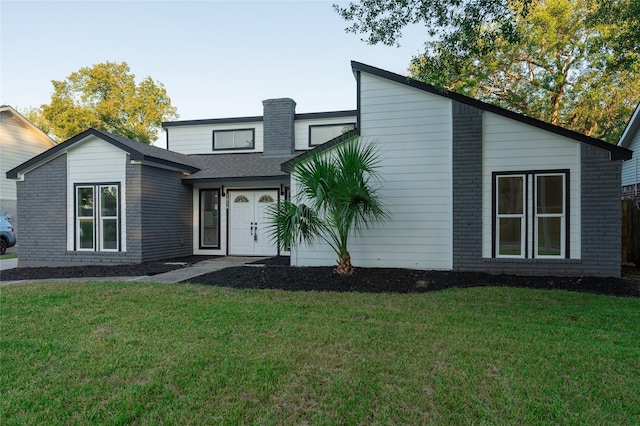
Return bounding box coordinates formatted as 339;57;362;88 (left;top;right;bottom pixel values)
335;252;354;275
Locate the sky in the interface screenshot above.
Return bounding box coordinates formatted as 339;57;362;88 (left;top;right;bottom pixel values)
1;0;428;145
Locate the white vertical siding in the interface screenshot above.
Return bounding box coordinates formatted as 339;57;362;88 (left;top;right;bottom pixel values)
66;137;127;251
482;112;581;259
294;116;357;150
293;72;454;270
621;129;640;187
167;122;264;155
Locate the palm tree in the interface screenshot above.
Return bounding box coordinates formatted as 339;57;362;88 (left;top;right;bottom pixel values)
268;137;389;275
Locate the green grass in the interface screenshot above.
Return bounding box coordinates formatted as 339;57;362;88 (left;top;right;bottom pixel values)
0;253;17;260
2;282;639;425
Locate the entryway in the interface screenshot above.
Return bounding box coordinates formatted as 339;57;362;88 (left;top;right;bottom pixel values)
228;190;278;256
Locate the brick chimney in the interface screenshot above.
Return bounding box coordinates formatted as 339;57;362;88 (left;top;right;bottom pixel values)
262;98;296;157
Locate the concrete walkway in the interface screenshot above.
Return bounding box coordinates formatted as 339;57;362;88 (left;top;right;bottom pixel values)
0;256;266;286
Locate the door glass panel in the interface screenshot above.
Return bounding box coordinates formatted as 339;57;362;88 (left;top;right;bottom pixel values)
498;176;523;214
537;175;563;214
234;195;249;203
258;195;274;203
499;218;521;256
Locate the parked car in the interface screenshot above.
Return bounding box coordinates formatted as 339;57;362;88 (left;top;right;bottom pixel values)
1;215;16;255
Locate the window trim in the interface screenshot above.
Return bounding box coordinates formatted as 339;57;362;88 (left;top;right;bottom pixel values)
199;188;221;249
212;128;255;151
308;122;356;147
495;174;527;258
492;170;570;259
74;182;121;252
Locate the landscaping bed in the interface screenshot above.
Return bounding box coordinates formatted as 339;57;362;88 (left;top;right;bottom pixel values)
186;259;640;297
2;254;638;297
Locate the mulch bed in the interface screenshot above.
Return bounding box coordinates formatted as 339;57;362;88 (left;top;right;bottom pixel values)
185;262;640;297
2;254;638;297
0;256;220;281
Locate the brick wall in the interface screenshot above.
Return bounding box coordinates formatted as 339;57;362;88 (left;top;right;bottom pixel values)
452;101;484;270
262;98;296;157
451;101;623;278
140;165;193;261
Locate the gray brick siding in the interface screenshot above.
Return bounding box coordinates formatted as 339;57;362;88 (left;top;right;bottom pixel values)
452;101;484;271
262;98;296;157
15;154;68;267
140;165;193;261
15;155;193;267
579;144;622;277
451;101;623;278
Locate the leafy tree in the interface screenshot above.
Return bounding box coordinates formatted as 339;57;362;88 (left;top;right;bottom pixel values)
335;0;639;142
268;137;389;275
35;61;177;144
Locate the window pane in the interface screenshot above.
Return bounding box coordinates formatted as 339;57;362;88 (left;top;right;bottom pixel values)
235;130;254;148
79;219;94;249
77;187;94;217
499;218;522;256
214;130;253;149
214;131;234;149
538;217;561;256
537;175;563;214
201;190;219;247
498;176;523;214
101;186;118;217
102;219;118;250
310;124;355;145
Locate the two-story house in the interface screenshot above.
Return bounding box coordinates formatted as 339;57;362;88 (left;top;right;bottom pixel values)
7;62;632;277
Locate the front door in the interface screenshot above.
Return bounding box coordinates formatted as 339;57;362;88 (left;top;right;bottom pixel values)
229;190;278;256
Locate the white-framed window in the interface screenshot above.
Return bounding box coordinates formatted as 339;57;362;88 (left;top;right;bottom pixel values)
212;129;255;150
308;123;356;146
75;183;120;252
493;171;568;259
496;174;526;257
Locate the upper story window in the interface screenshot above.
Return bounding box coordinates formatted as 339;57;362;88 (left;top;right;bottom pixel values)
309;123;356;146
213;129;255;150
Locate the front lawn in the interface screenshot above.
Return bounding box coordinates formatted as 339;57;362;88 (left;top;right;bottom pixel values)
1;282;639;424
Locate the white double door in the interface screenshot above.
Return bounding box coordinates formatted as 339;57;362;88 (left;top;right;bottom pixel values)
229;190;278;256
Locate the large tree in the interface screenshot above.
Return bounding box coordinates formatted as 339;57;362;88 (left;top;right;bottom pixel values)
335;0;640;142
34;61;178;144
268;137;389;275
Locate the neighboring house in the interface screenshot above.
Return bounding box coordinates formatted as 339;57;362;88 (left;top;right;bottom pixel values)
619;102;640;199
7;62;631;277
0;105;56;230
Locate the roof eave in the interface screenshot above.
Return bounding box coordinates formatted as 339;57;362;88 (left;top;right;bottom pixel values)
618;102;640;149
350;61;633;162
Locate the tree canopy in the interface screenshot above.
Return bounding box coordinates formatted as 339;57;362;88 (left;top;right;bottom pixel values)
32;61;178;144
335;0;640;142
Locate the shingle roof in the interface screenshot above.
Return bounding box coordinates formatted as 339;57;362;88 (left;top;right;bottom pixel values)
6;128;200;179
185;152;300;182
